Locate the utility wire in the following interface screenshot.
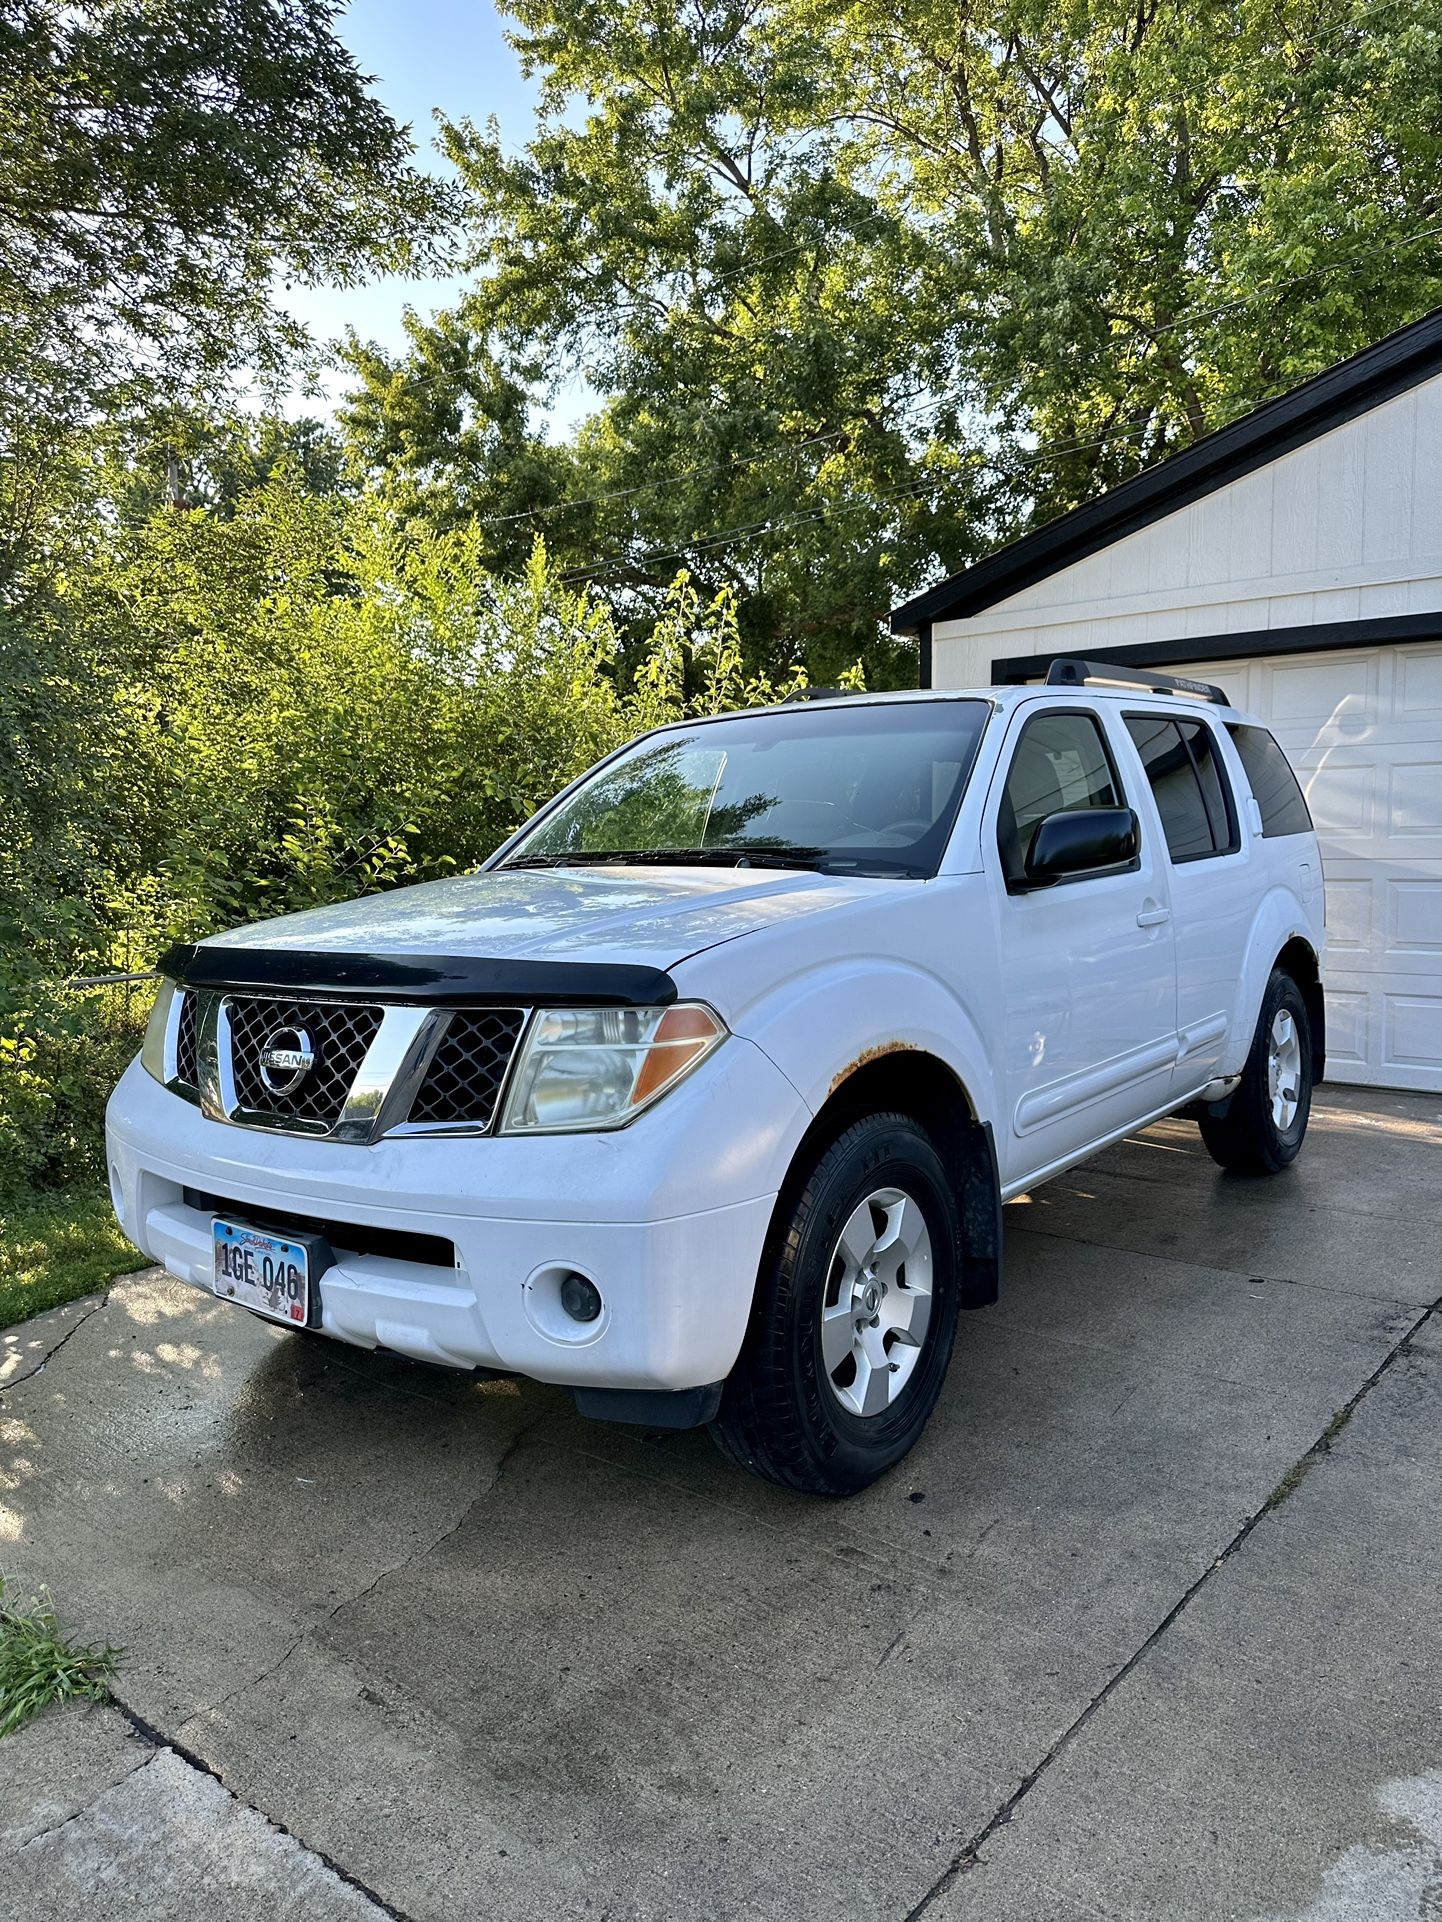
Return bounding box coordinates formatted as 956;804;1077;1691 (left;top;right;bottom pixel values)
398;207;1442;553
554;215;1442;585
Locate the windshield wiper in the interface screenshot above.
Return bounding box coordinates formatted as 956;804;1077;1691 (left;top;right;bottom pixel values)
501;846;832;872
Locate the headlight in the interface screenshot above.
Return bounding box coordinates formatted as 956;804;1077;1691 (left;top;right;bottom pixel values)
499;1003;726;1134
140;977;178;1083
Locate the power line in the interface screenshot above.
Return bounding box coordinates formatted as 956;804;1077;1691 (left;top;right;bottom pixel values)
378;201;1442;552
552;216;1442;585
556;412;1204;586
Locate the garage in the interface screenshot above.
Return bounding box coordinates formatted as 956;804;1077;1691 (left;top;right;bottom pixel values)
892;308;1442;1093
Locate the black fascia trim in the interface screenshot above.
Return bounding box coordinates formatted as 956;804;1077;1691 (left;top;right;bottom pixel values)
156;943;679;1008
991;610;1442;683
891;307;1442;633
572;1382;724;1429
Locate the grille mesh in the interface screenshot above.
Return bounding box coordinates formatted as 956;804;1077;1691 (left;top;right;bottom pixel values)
175;989;199;1088
409;1008;526;1126
226;997;382;1128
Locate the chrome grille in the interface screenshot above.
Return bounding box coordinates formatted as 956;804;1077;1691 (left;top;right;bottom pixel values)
409;1008;527;1127
175;989;199;1089
225;996;383;1128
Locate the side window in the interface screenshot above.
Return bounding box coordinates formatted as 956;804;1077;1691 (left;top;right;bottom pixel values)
1176;720;1237;852
998;711;1122;882
1226;723;1314;836
1124;714;1236;862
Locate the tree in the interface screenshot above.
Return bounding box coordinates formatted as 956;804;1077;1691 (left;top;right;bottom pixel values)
342;0;1442;680
0;0;452;589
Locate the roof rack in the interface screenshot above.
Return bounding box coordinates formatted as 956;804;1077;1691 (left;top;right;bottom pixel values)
1043;658;1230;706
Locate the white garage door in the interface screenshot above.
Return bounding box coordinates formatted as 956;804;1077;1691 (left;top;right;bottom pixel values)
1170;643;1442;1094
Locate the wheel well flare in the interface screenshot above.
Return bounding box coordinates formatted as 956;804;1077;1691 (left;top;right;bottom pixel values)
790;1050;1000;1309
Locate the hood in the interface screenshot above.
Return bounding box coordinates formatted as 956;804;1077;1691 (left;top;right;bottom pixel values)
204;864;902;973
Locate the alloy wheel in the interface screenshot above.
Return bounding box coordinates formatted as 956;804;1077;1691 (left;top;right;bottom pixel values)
819;1186;934;1418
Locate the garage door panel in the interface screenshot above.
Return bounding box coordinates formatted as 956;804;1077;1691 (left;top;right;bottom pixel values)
1324;874;1374;956
1295;759;1376;838
1396;646;1442;719
1384;993;1442;1080
1389;760;1442;835
1170;639;1442;1093
1388;877;1442;960
1259;651;1381;729
1321;984;1371;1074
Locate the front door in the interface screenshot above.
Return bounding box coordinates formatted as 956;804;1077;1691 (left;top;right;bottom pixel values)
1119;708;1252;1093
985;704;1180;1191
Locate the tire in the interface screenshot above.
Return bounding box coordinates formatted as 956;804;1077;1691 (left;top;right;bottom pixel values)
711;1112;963;1496
1198;968;1314;1175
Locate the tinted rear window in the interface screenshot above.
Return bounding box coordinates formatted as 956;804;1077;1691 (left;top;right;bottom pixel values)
1226;725;1313;837
1177;719;1237;851
1124;715;1215;859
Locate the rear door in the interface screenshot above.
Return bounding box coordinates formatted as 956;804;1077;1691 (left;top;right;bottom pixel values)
984;702;1179;1189
1119;707;1254;1092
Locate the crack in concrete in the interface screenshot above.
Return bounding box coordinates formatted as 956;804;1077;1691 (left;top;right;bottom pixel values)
104;1703;415;1920
0;1289;112;1394
176;1407;548;1734
7;1734;161;1856
96;1414;552;1917
898;1288;1442;1922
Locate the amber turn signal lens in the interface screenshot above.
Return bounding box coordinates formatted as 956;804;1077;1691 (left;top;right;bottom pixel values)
629;1005;725;1109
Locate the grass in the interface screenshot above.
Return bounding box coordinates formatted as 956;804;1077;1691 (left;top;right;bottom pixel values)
0;1576;120;1737
0;1184;149;1331
1263;1404;1357;1514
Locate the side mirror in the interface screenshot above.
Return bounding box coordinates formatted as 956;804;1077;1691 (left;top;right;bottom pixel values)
1023;807;1139;886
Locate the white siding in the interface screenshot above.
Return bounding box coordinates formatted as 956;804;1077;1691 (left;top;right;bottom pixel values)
927;371;1442;1092
931;377;1442;691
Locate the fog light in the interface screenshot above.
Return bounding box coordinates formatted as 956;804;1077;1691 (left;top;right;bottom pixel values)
559;1272;602;1324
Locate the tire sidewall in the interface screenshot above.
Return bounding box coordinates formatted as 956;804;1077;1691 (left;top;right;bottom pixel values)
1254;970;1314;1162
782;1118;961;1487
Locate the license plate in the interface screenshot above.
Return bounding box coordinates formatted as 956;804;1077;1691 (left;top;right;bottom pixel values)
212;1219;310;1326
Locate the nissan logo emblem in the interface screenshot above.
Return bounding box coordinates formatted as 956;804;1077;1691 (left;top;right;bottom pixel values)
258;1026;316;1094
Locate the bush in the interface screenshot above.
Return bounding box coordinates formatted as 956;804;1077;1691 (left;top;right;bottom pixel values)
0;473;856;1201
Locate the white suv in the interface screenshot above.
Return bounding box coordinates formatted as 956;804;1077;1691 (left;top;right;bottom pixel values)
107;661;1326;1494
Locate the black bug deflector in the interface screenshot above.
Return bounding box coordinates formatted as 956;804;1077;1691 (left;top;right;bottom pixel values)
157;943;680;1008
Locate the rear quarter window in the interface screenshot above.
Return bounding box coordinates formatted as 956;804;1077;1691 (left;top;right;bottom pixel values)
1226;724;1314;837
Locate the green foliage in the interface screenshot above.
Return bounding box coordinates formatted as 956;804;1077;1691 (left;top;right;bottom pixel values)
0;1577;120;1737
0;0;451;596
0;988;149;1199
4;0;1434;1210
341;0;1442;676
0;1186;149;1331
0;459;842;1198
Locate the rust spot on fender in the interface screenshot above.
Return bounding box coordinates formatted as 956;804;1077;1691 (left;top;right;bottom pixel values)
829;1042;920;1098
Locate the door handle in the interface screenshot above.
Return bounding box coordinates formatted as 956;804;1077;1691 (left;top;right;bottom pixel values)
1136;904;1171;928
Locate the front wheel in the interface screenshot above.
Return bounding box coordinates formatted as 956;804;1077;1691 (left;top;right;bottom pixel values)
1198;969;1314;1175
711;1112;962;1495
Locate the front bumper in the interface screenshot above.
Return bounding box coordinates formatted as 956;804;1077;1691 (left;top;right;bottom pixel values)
105;1035;807;1394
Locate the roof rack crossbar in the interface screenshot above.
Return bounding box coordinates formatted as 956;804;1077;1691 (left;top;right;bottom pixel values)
1043;658;1229;706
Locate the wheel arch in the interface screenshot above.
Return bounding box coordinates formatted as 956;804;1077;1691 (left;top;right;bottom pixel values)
1275;935;1326;1086
770;1048;1001;1310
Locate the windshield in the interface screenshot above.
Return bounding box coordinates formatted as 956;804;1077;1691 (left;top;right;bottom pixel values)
501;699;991;879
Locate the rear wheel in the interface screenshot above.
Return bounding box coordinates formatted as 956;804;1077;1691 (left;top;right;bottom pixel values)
1198;969;1314;1175
711;1112;962;1495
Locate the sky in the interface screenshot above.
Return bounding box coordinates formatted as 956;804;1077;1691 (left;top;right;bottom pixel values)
278;0;547;417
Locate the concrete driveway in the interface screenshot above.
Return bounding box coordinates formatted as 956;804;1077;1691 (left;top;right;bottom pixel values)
2;1086;1440;1922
